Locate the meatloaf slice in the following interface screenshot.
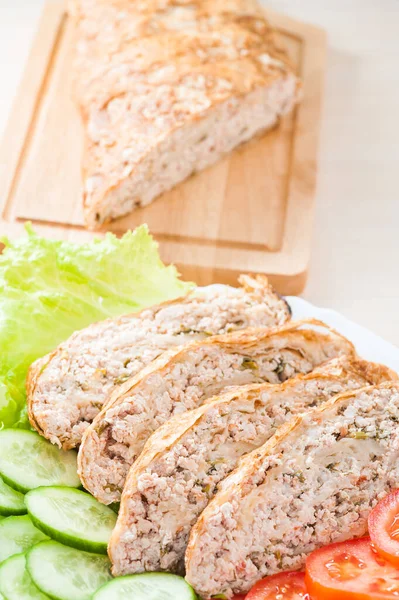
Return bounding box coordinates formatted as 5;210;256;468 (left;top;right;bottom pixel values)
78;319;355;505
27;275;290;450
185;381;399;599
69;0;301;227
109;357;397;576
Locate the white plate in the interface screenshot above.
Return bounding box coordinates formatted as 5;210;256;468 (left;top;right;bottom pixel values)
287;296;399;373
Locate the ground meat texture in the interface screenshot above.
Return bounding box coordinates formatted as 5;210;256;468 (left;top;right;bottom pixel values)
27;275;291;449
78;319;355;505
185;382;399;599
108;356;396;576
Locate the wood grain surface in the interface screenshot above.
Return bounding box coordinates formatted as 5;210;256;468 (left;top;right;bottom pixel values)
0;2;326;293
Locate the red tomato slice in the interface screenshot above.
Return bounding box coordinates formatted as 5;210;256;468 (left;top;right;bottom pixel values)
369;489;399;567
306;536;399;599
245;571;309;599
232;596;246;599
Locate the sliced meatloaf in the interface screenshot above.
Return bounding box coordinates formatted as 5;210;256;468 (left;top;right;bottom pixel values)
185;381;399;599
69;0;301;227
109;357;397;576
78;319;355;505
27;275;290;450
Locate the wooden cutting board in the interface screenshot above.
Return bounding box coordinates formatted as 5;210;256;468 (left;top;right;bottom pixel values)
0;2;326;293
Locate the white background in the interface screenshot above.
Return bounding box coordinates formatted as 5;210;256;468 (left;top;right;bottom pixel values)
0;0;398;344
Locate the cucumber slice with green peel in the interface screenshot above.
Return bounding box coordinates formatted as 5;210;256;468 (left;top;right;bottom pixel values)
0;553;49;599
25;487;117;554
0;476;26;516
109;502;120;514
0;430;80;493
93;573;198;600
0;516;48;564
27;541;112;600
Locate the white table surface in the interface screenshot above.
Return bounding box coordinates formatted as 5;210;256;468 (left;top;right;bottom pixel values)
0;0;399;345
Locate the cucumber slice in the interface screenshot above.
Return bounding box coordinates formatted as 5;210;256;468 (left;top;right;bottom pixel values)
27;541;112;600
0;516;48;564
0;476;26;516
0;430;80;493
110;502;120;514
25;487;117;554
0;553;49;599
93;573;198;599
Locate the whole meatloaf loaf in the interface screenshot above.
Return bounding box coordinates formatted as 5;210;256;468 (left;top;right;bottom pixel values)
186;381;399;599
27;275;290;450
68;0;301;227
108;357;397;576
78;319;355;505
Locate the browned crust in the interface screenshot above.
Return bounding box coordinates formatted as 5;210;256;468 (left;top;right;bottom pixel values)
185;381;399;584
70;1;296;94
345;357;398;385
26;355;53;439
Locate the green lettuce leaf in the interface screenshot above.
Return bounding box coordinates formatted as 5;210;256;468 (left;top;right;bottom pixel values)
0;224;193;428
